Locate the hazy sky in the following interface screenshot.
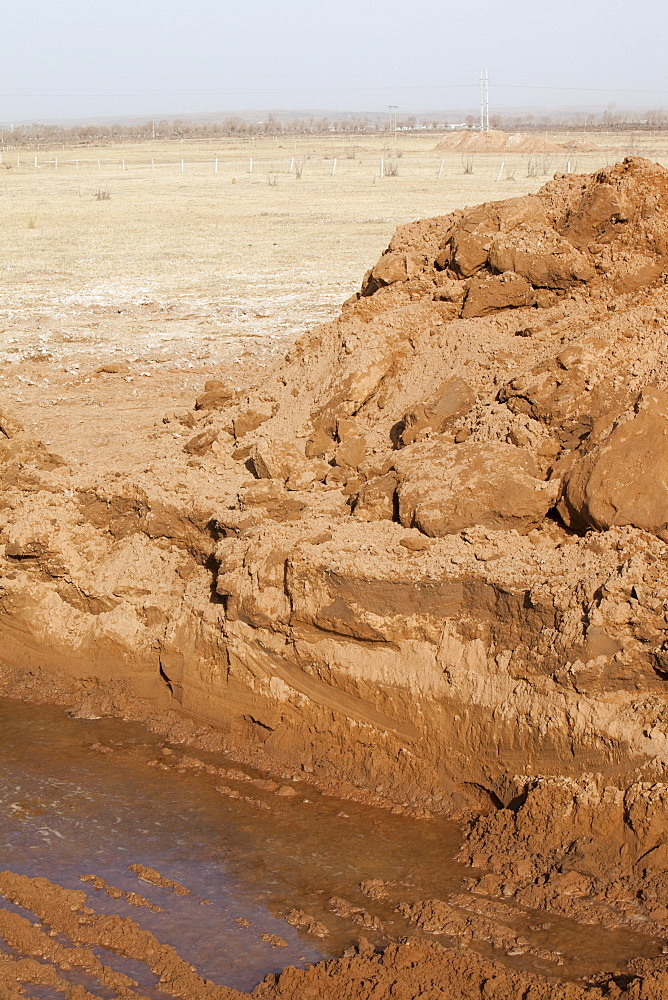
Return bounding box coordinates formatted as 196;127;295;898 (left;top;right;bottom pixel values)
4;0;668;122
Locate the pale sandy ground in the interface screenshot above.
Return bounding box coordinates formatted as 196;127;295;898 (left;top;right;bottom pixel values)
2;131;668;467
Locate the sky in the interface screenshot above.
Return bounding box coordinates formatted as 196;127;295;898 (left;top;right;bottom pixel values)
3;0;668;123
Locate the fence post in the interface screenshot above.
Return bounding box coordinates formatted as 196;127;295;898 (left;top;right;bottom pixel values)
181;158;184;173
151;158;155;172
380;157;384;178
496;160;504;182
332;157;337;176
289;156;294;173
214;157;218;174
34;156;37;168
437;159;444;179
97;158;101;172
122;158;126;171
249;157;253;173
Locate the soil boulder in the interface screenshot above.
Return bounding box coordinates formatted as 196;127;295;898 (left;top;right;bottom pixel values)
351;472;398;521
449;229;493;276
488;224;595;288
461;271;535;318
395;439;558;535
559;387;668;538
250;440;305;482
400;378;475;446
369;251;420;287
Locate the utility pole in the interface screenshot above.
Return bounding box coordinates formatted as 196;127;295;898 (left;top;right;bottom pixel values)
388;105;398;141
479;70;489;131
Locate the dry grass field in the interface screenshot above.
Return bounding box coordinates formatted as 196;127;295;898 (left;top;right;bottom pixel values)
1;130;668;462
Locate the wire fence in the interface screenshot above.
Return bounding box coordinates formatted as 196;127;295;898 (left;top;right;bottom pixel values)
0;150;612;181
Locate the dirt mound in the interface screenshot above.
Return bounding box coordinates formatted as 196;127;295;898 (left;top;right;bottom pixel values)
5;157;668;990
434;128;587;153
4;158;668;797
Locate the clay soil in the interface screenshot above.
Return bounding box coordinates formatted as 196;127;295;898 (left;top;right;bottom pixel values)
5;135;668;997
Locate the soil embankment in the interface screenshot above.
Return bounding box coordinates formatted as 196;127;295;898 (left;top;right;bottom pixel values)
5;156;668;994
434;128;596;153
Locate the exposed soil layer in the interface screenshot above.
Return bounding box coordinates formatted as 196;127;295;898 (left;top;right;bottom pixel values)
6;157;668;993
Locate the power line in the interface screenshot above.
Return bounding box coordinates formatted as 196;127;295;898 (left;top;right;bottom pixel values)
4;83;668;100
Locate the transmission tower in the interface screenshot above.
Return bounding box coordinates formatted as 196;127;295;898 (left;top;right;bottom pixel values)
479;70;489;131
388;105;398;135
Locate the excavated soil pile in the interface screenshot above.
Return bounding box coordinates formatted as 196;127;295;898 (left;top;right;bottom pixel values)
434;129;595;153
6;156;668;994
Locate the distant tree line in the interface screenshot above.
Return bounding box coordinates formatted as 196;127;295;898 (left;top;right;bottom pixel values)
489;106;668;131
0;115;427;146
2;107;668;147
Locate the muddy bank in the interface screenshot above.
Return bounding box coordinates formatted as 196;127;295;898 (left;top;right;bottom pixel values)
5;157;668;992
4;698;661;999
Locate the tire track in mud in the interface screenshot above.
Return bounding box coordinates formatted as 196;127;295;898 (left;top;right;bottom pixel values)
0;870;243;1000
0;864;660;1000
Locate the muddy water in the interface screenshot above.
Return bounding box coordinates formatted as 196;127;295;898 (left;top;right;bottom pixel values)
0;697;661;998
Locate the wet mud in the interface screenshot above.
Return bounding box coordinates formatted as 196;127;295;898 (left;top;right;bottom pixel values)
0;697;663;998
